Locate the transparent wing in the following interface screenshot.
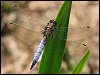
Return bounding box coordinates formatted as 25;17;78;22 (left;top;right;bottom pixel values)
50;25;95;52
4;1;49;31
50;33;90;69
63;42;89;70
1;1;47;47
52;25;95;42
6;22;43;45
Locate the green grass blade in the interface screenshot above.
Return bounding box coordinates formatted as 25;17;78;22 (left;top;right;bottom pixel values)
39;1;72;74
72;49;90;74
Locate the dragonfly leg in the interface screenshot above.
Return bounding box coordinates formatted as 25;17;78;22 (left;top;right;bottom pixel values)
50;34;66;41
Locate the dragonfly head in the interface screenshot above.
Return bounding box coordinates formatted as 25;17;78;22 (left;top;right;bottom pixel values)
49;20;57;25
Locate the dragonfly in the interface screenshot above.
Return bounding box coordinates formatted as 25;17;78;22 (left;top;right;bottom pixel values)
9;20;90;70
1;1;93;70
30;20;57;69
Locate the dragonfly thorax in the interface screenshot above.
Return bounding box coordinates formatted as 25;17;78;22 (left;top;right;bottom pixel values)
42;20;57;40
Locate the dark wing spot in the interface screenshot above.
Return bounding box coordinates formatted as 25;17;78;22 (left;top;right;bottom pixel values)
9;23;13;24
87;26;90;28
13;5;17;8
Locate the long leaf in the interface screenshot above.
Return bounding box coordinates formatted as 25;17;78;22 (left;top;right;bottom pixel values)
72;49;90;74
39;1;72;74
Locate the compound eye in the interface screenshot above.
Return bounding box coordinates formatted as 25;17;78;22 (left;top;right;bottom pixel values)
49;20;53;23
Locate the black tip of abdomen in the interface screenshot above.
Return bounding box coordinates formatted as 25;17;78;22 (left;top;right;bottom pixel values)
30;60;37;70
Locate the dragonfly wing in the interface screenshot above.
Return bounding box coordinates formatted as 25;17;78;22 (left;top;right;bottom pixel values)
68;26;94;41
14;24;42;45
49;26;92;52
66;40;88;52
2;21;43;49
1;1;49;46
52;25;95;42
62;40;90;69
4;1;48;31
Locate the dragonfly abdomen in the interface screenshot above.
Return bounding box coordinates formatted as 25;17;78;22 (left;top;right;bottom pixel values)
30;38;46;69
30;20;57;69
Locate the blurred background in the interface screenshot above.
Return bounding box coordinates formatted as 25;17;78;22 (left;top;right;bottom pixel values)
1;1;99;74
